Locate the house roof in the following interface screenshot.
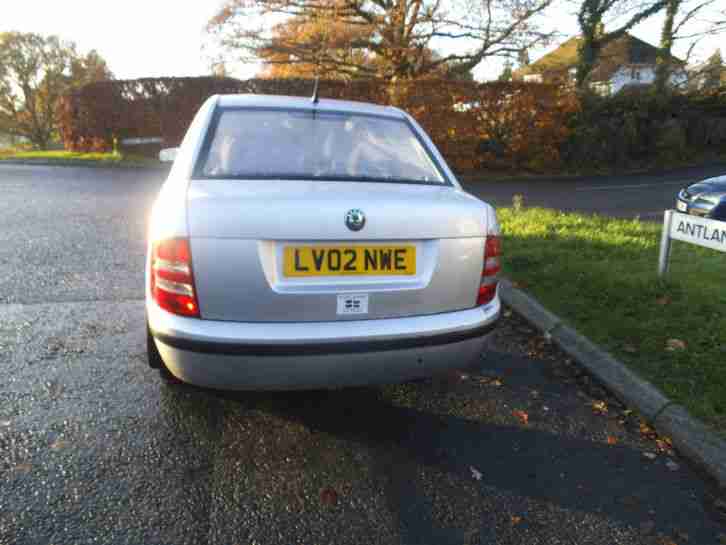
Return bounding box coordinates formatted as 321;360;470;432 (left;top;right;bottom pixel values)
516;34;685;82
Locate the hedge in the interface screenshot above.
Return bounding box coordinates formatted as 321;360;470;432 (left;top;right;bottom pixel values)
57;77;575;173
58;77;726;173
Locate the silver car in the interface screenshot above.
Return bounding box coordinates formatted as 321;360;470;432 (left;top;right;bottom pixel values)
146;94;501;390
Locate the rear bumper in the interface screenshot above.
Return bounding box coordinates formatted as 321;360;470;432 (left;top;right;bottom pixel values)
148;298;500;390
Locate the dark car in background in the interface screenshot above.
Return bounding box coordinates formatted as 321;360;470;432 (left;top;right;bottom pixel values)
676;175;726;220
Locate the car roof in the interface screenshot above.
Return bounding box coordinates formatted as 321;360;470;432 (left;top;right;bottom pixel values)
215;94;406;119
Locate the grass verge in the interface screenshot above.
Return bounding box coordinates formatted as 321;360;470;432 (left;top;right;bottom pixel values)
0;149;163;168
499;206;726;434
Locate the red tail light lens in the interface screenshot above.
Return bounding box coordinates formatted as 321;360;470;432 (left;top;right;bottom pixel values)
150;238;200;318
477;235;501;305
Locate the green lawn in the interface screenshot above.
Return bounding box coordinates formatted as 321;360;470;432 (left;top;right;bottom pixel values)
0;149;162;167
499;206;726;433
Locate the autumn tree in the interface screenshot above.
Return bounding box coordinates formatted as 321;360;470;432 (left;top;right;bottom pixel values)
575;0;668;88
257;11;377;79
207;0;557;80
70;49;113;87
0;32;112;149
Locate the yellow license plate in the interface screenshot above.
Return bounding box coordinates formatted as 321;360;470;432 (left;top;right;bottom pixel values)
283;245;416;277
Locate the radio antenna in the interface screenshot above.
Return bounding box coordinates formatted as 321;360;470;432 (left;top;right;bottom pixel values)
311;77;320;104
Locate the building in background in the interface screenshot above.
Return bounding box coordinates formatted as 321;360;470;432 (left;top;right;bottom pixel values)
688;49;726;91
0;133;28;148
515;34;688;95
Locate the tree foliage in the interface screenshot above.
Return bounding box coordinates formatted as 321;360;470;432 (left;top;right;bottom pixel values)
498;60;514;81
575;0;667;88
655;0;719;94
701;48;724;89
207;0;556;80
0;32;112;149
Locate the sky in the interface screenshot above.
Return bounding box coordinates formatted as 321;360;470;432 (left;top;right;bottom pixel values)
2;1;723;82
2;1;228;79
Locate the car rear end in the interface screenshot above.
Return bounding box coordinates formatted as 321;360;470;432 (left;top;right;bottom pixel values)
146;95;501;390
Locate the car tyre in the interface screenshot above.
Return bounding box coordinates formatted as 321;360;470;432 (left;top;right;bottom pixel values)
147;326;181;385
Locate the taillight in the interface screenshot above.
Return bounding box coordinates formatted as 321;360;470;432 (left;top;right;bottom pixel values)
150;238;200;318
477;235;501;305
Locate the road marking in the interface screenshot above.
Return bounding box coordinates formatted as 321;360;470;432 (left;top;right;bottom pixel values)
576;181;687;191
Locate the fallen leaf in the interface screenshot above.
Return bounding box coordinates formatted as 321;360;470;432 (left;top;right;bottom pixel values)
12;463;32;474
642;452;657;461
639;422;658;439
666;460;680;471
655;439;674;454
319;487;338;506
513;410;529;425
50;439;68;450
447;370;469;382
470;466;483;481
621;495;640;507
607;435;618;445
592;400;608;415
656;296;672;305
673;529;689;541
510;515;523;526
477;377;503;387
666;338;687;351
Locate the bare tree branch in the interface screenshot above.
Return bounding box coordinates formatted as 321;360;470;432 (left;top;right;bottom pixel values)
575;0;668;88
207;0;556;79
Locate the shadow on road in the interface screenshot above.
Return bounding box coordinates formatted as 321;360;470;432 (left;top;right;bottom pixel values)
158;374;719;543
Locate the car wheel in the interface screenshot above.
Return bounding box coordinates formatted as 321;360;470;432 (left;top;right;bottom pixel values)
147;326;181;384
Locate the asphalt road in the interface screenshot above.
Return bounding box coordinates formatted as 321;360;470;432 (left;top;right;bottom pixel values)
1;164;725;545
463;163;726;220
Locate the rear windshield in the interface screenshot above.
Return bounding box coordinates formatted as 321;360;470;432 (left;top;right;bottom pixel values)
194;108;446;184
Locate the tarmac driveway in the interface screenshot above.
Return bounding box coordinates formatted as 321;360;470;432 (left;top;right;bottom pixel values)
1;164;724;544
463;162;726;220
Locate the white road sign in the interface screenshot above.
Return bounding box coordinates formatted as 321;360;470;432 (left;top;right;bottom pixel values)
668;211;726;253
120;137;163;146
658;210;726;277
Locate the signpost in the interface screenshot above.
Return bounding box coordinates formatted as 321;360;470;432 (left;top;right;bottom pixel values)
658;210;726;277
120;137;163;146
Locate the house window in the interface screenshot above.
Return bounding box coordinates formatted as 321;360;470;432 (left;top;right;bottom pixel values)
632;69;641;81
591;82;611;96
